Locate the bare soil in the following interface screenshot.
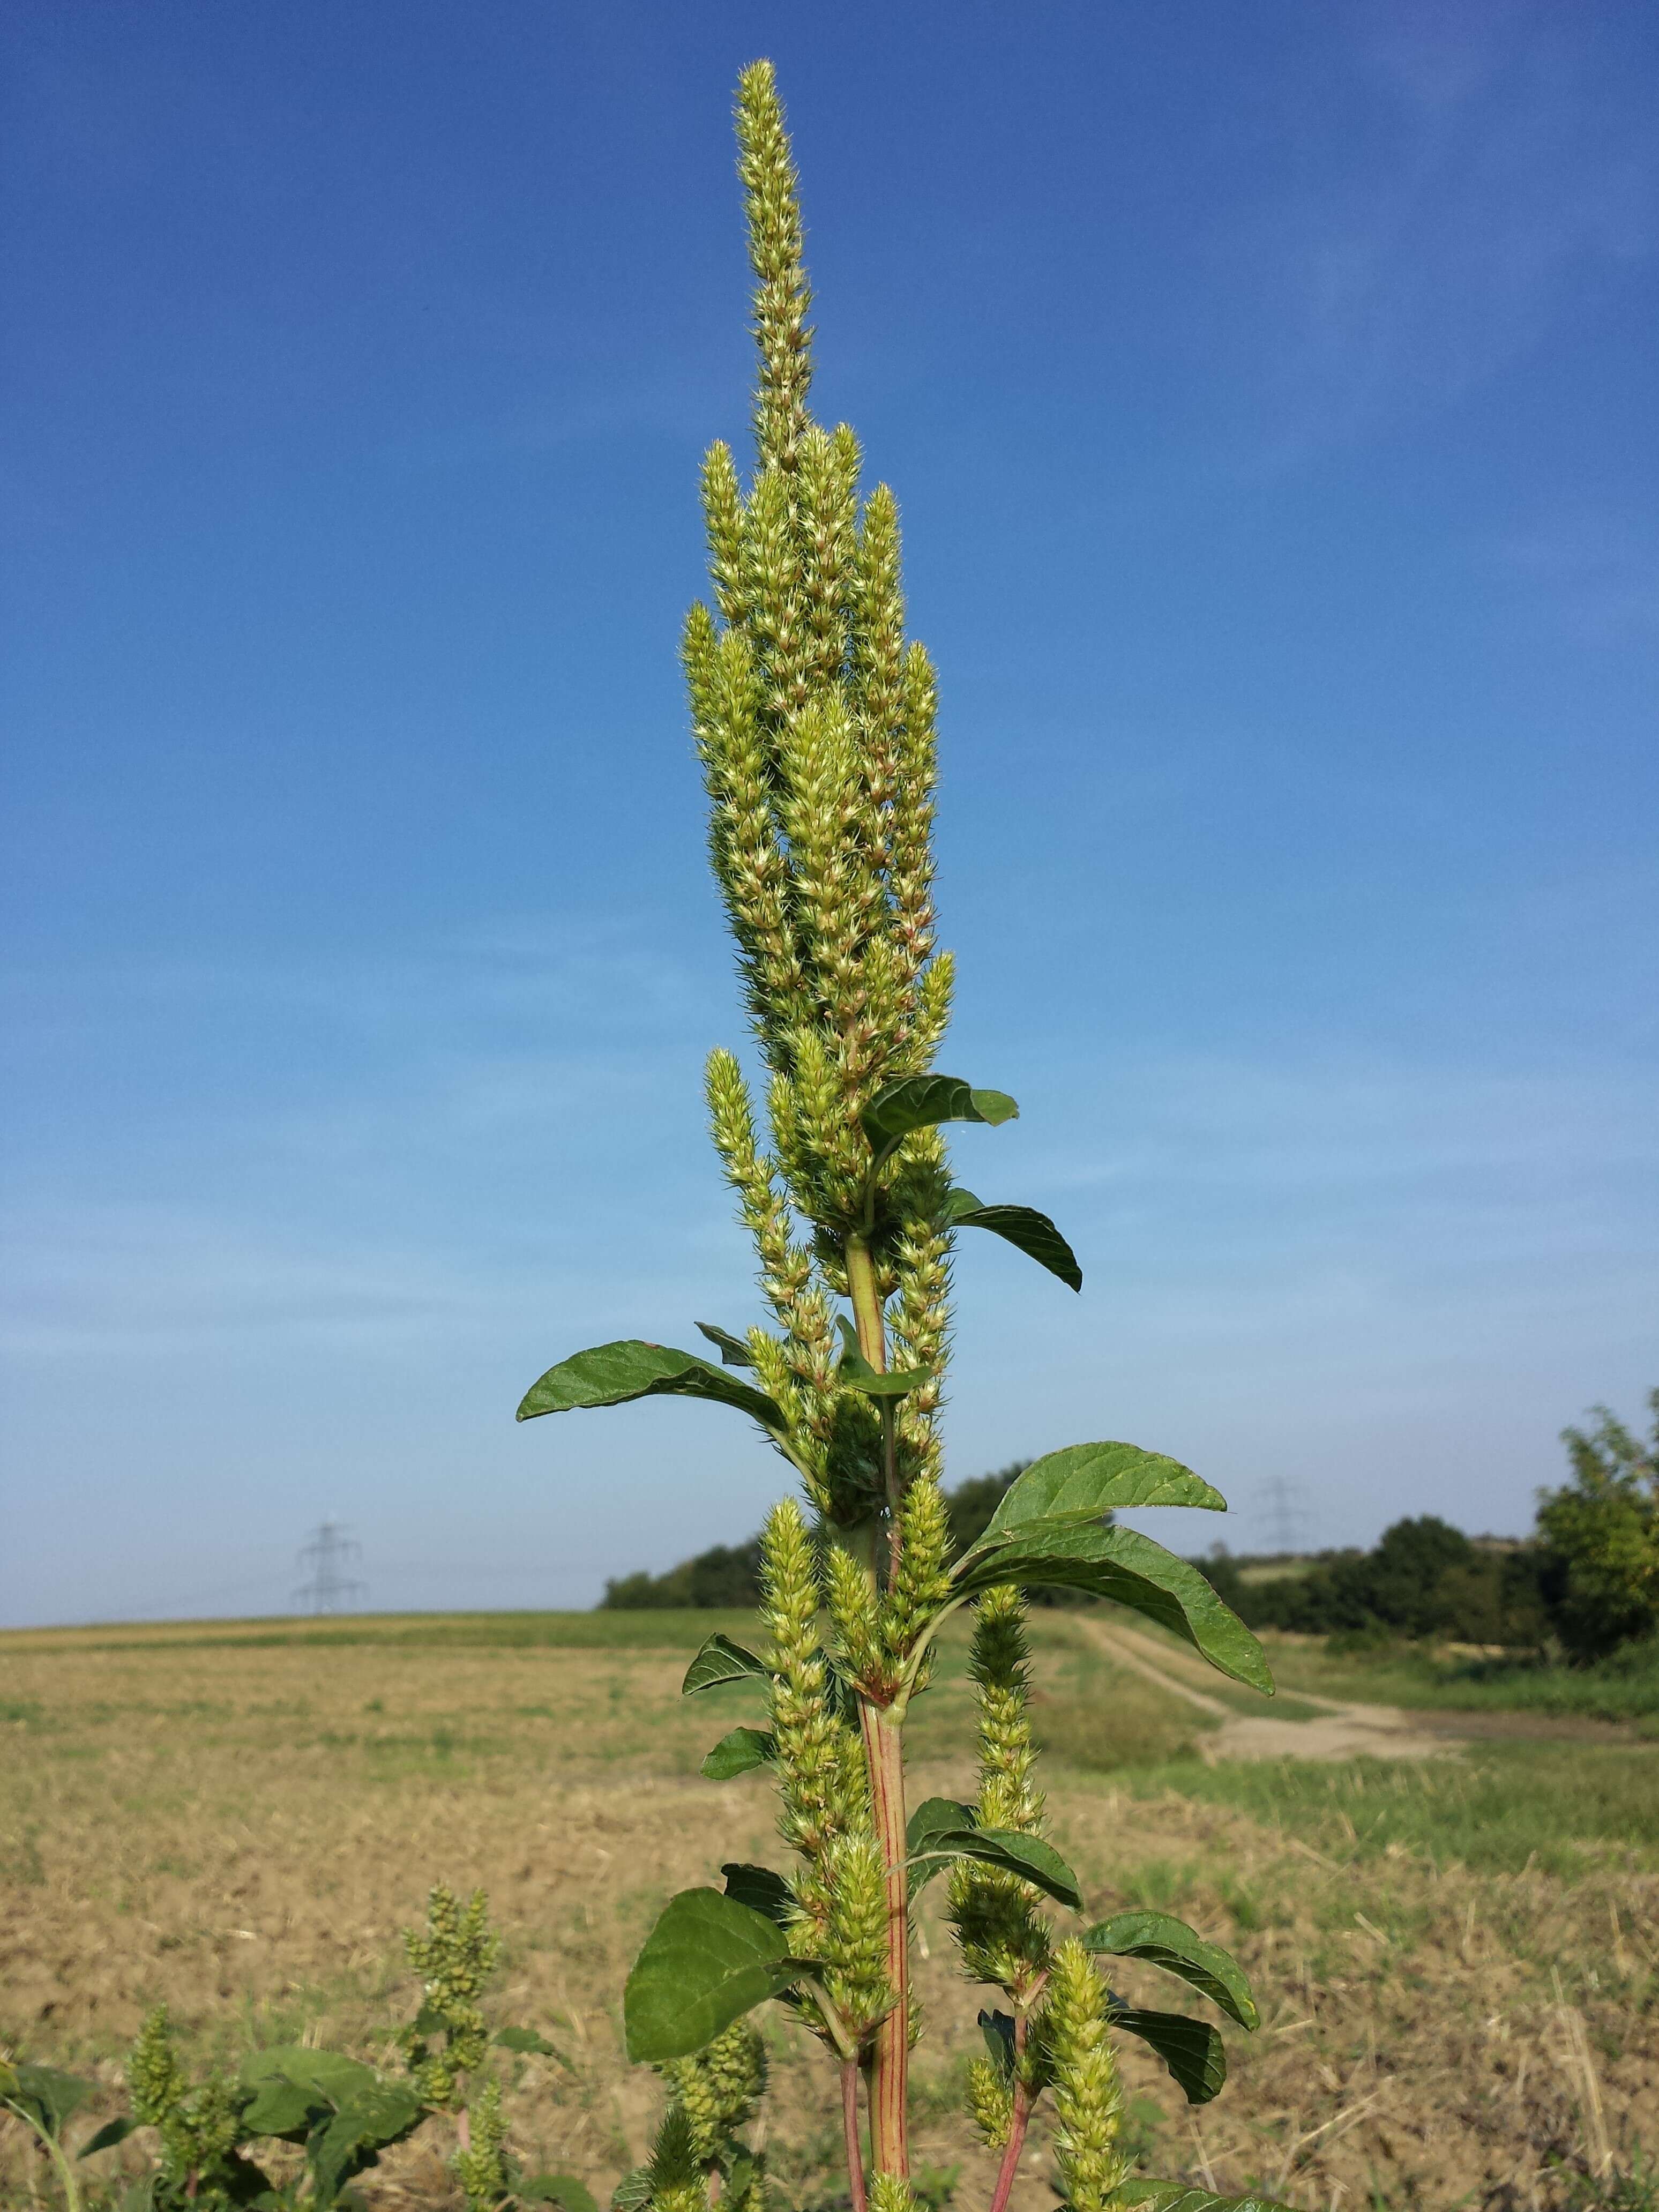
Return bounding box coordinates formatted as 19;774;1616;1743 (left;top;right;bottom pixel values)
3;1620;1655;2209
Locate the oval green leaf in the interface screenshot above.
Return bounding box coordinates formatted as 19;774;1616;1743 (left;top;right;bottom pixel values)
861;1074;1019;1162
906;1796;976;1857
910;1825;1083;1910
77;2116;138;2160
623;1889;802;2063
495;2026;563;2056
978;1444;1226;1542
312;2084;424;2195
3;2064;94;2139
721;1862;795;1926
955;1521;1273;1694
1109;2005;1227;2104
700;1727;778;1780
240;2049;379;2108
835;1317;932;1398
682;1633;767;1697
978;2007;1018;2081
839;1350;934;1398
240;2078;322;2138
517;1341;784;1436
944;1189;1082;1291
1083;1911;1258;2030
696;1321;756;1368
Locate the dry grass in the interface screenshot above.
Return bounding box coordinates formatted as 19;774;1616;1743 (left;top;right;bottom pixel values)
2;1611;1655;2210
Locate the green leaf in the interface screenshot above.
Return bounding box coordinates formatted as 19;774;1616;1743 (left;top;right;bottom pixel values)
978;2008;1017;2082
696;1322;755;1368
1083;1911;1258;2030
1118;2184;1294;2212
516;1341;784;1436
906;1796;976;1857
721;1862;795;1925
861;1074;1019;1163
979;1444;1226;1541
2;2064;95;2139
611;2167;653;2212
495;2025;562;2055
682;1634;767;1696
835;1316;932;1398
839;1351;933;1398
310;2086;423;2199
240;2077;324;2137
955;1521;1273;1694
1109;2005;1227;2105
78;2115;138;2158
220;2148;280;2206
623;1888;803;2062
524;2177;602;2212
944;1189;1082;1292
910;1825;1083;1910
240;2049;379;2108
700;1727;778;1779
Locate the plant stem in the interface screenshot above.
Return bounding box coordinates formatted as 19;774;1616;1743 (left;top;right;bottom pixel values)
840;2059;869;2212
6;2106;84;2212
844;1235;886;1370
859;1698;909;2179
986;2082;1032;2212
845;1233;902;1557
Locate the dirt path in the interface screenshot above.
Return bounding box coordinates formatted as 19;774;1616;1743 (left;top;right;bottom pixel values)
1080;1615;1467;1761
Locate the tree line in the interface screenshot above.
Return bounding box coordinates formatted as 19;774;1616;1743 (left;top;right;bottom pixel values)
604;1393;1659;1665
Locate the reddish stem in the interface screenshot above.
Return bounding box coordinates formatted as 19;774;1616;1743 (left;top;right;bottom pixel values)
860;1699;910;2178
987;2081;1033;2212
841;2058;869;2212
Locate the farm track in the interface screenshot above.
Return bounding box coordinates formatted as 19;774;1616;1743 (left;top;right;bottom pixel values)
1081;1615;1651;1758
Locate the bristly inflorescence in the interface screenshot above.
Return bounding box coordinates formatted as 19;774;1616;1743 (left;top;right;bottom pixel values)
401;1884;502;2113
688;61;953;1547
1037;1940;1130;2212
759;1501;894;2043
949;1584;1053;1998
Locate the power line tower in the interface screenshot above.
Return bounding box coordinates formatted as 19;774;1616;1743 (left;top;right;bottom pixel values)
1251;1475;1315;1558
294;1520;367;1615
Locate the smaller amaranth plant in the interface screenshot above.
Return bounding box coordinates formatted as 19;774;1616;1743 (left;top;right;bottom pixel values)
3;1884;585;2212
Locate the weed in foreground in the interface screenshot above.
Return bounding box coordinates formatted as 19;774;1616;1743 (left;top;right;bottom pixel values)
1;1887;585;2211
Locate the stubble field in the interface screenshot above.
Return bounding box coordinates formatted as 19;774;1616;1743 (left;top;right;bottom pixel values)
3;1609;1656;2210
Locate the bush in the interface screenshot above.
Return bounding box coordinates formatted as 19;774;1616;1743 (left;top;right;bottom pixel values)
602;1541;764;1610
1536;1393;1659;1661
1197;1520;1551;1648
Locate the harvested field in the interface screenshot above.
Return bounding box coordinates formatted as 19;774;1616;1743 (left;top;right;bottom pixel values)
2;1610;1656;2209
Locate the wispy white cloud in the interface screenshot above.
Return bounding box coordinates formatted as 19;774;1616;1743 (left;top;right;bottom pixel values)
1492;515;1659;644
1222;6;1654;458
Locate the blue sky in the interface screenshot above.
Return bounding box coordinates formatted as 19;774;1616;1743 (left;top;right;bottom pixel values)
3;2;1655;1627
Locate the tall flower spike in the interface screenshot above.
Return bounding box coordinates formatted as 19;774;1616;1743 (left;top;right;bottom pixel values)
663;2021;768;2163
761;1500;865;1866
948;1586;1051;1992
647;2102;710;2212
736;63;813;475
1041;1939;1129;2212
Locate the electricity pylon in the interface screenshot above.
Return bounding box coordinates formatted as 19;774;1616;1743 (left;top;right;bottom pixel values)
1251;1475;1314;1557
294;1520;367;1614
